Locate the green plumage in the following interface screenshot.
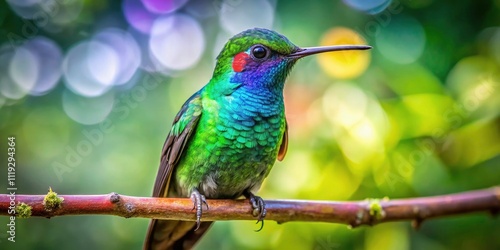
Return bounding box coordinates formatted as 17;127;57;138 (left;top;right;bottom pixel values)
145;28;296;250
158;28;298;200
173;89;286;199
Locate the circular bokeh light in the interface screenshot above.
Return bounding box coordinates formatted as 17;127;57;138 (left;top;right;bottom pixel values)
219;0;275;35
94;29;141;85
446;56;497;100
6;0;83;29
317;27;371;79
5;0;41;19
23;36;63;95
0;45;27;100
141;0;188;14
9;46;39;94
129;29;173;75
376;15;426;64
63;41;119;97
342;0;392;14
62;89;115;125
185;0;219;19
48;0;83;26
86;41;119;86
323;82;368;127
123;0;159;34
149;14;205;71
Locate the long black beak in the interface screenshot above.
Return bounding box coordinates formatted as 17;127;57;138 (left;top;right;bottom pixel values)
288;45;372;59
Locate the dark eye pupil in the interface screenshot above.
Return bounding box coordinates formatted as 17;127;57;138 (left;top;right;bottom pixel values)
252;46;267;59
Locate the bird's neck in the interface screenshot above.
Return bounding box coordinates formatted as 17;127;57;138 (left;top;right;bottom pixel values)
203;75;285;119
207;68;287;97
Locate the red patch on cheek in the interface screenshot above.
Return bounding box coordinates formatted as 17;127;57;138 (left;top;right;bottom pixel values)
232;52;249;72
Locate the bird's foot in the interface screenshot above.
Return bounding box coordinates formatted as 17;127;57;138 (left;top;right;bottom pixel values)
190;188;208;231
244;190;266;232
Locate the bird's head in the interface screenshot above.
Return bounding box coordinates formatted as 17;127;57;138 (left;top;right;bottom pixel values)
211;28;371;93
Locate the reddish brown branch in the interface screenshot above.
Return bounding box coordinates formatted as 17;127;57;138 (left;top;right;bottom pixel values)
1;187;499;228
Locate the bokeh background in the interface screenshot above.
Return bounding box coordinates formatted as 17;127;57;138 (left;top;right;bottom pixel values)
1;0;499;249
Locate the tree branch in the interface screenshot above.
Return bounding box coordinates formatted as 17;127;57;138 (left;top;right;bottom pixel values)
1;187;499;228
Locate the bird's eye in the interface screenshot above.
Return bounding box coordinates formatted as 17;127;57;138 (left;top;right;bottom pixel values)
251;45;268;60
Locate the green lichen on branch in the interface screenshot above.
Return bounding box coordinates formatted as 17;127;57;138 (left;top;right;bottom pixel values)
368;197;388;220
15;202;32;218
43;187;64;212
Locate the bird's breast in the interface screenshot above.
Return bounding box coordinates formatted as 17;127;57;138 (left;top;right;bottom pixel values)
173;92;286;198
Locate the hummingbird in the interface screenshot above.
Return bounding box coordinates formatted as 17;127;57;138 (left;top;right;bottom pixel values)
144;28;371;250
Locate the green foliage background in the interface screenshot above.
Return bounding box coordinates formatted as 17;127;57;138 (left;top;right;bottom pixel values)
0;0;499;249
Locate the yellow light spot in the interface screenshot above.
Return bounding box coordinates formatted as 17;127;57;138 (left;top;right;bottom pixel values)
318;27;371;79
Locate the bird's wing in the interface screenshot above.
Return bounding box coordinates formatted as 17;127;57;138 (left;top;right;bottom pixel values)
277;120;288;161
145;91;206;250
153;90;203;197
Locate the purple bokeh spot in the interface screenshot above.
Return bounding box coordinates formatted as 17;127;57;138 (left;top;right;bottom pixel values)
141;0;188;14
123;0;158;34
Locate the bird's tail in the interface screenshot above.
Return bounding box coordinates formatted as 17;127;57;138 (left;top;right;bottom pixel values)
144;219;213;250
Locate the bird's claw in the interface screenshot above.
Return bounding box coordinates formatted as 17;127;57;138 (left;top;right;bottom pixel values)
244;191;266;232
190;188;208;231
